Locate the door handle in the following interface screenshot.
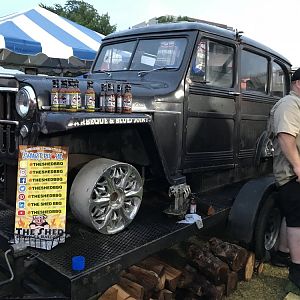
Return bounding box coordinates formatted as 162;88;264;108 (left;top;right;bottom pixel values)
229;91;241;96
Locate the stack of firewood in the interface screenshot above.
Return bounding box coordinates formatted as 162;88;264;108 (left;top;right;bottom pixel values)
99;238;263;300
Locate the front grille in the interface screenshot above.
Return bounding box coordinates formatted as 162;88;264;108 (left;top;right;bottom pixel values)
0;91;18;157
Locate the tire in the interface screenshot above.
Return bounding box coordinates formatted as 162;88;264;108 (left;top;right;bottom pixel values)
69;158;143;234
254;194;282;260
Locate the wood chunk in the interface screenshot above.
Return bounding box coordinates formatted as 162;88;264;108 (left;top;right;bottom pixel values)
239;252;255;281
209;237;248;272
254;261;264;275
188;244;229;284
284;292;300;300
128;265;161;291
177;267;196;289
98;286;118;300
225;270;238;296
111;285;131;300
119;276;144;299
153;289;173;300
137;261;165;290
140;257;182;292
195;274;225;300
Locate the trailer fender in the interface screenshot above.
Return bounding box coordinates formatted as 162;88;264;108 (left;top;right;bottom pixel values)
228;176;277;244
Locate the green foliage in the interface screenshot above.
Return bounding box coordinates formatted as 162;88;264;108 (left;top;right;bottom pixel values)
39;0;116;35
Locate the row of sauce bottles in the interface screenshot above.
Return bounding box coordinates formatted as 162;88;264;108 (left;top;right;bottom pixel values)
51;79;132;113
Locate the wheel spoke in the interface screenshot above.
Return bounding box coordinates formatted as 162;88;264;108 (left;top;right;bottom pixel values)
125;185;143;198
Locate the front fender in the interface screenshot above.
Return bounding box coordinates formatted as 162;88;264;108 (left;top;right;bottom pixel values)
228;176;277;244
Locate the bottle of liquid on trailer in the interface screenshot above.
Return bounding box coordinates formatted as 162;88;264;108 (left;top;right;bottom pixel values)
65;79;75;112
74;79;82;111
51;79;60;111
116;84;123;113
84;80;96;112
99;83;106;112
59;79;67;111
122;84;132;113
189;196;197;214
105;83;116;113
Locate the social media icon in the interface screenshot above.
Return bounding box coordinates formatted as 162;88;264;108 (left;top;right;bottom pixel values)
17;210;25;216
19;161;27;168
18;194;25;200
19;177;26;184
19;169;26;176
18;201;25;209
19;185;26;192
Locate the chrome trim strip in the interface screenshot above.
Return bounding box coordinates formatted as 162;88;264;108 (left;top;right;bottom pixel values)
0;87;18;92
0;120;19;125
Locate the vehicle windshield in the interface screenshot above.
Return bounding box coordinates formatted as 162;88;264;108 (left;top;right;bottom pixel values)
93;38;187;73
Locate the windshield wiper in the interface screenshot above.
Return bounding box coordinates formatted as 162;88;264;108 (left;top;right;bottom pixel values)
137;67;177;77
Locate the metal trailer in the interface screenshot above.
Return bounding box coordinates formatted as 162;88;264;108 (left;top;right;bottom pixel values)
0;185;236;300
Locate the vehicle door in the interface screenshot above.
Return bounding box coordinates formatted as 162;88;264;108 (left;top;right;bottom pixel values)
238;48;288;168
183;36;239;172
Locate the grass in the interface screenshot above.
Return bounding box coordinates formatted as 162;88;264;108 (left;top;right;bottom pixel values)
228;263;298;300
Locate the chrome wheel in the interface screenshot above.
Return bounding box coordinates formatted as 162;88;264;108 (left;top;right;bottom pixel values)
69;158;143;234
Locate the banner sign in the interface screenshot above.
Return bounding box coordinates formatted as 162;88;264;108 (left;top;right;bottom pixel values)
14;146;68;250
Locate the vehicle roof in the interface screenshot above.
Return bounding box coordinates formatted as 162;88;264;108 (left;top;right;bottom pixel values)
104;22;291;65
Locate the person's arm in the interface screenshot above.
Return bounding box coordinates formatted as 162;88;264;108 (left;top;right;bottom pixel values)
278;132;300;181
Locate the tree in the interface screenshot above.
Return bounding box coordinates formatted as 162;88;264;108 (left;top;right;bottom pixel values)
39;0;116;35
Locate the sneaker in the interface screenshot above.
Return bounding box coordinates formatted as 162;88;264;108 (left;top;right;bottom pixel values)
289;263;300;288
271;250;291;267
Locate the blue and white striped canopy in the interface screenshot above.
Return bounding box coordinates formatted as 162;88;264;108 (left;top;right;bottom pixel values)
0;6;104;73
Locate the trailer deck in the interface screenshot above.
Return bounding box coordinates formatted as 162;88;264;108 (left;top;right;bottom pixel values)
0;186;239;300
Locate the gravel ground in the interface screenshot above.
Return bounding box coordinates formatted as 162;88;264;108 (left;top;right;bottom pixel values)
228;263;298;300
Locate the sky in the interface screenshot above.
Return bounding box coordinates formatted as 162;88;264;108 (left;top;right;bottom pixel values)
0;0;299;67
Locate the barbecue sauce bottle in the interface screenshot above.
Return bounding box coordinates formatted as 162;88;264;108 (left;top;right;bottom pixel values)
99;83;106;112
74;80;82;111
105;83;116;113
116;84;123;113
51;79;59;111
59;80;67;111
122;84;132;113
84;80;95;112
65;79;75;112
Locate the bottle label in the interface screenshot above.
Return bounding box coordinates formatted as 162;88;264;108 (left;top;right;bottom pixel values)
122;94;132;113
116;95;122;113
106;94;116;112
190;204;197;214
51;92;59;108
99;95;105;111
85;93;95;110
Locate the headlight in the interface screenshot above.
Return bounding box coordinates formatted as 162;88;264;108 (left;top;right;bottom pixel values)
15;86;36;118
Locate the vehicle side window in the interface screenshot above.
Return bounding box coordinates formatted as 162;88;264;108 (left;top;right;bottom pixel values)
191;39;234;88
271;62;286;98
241;50;268;94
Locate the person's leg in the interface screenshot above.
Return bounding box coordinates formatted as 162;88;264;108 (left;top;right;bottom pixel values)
278;217;289;253
287;227;300;263
271;217;291;267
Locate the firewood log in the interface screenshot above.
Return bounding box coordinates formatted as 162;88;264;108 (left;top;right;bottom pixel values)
238;252;255;281
225;270;238;296
187;244;229;284
139;257;181;292
119;276;144;299
208;237;248;271
153;289;173;300
254;260;264;275
98;286;118;300
195;274;225;300
137;260;165;290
